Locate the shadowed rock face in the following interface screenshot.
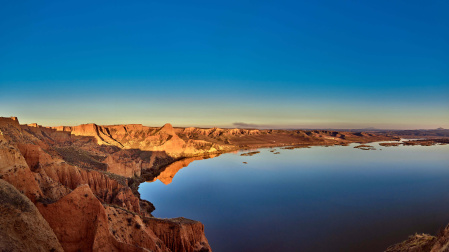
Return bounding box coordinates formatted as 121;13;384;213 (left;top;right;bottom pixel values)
0;179;63;252
37;185;113;252
386;223;449;252
105;207;211;252
36;184;211;252
0;117;212;252
0;116;398;252
50;122;395;158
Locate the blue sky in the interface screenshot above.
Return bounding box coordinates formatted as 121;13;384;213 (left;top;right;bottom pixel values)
1;0;448;129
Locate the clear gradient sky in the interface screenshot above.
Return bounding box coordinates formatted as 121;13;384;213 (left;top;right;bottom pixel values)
1;1;448;129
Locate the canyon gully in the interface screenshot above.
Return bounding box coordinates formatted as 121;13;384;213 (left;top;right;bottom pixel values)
140;142;449;252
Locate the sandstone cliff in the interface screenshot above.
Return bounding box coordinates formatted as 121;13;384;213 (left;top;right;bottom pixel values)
49;121;394;159
0;116;397;251
0;179;63;252
0;117;211;252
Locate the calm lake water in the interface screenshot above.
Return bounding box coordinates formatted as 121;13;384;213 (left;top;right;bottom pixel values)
139;142;449;252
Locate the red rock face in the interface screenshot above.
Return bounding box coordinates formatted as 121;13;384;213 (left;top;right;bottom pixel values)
0;117;213;251
37;185;111;252
37;185;211;252
17;143;41;171
0;116;398;252
0;142;43;202
0;179;63;252
38;162;141;213
145;217;212;252
103;149;144;177
105;207;211;252
0;116;20;127
46;121;396;158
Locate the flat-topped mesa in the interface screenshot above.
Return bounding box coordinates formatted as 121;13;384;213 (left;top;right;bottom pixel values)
38;120;397;159
27;123;41;128
67;123;124;148
180;127;261;137
51;126;73;132
71;123;100;136
0;116;20;127
45;122;232;157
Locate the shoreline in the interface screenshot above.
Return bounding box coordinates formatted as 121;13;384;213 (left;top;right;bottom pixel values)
1;116;447;251
138;141;449;252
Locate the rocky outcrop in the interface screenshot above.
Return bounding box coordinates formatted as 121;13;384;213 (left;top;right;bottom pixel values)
385;224;449;252
0;116;213;251
102;149;171;178
37;184;122;252
0;141;43;202
429;225;449;252
46;122;395;158
105;206;170;252
145;217;211;252
38;162;141;213
0;179;63;252
36;184;210;252
17;143;47;171
105;206;210;252
0;116;400;252
386;234;436;252
0;116;20;127
70;123;124;148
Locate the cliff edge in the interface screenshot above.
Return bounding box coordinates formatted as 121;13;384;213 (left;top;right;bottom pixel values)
0;116;397;251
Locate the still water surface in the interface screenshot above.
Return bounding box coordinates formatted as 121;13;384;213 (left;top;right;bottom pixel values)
139;143;449;252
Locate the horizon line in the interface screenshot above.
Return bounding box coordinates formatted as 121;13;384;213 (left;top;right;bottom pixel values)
2;116;446;131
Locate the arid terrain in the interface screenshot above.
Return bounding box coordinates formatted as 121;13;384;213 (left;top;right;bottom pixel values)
1;116;447;251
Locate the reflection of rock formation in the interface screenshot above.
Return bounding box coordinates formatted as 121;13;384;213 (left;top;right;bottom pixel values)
0;117;212;252
51;123;235;158
150;155;218;185
48;121;396;158
0;115;398;252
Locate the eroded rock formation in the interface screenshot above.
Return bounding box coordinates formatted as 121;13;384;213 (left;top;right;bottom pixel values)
48;121;395;159
0;179;63;252
0;117;211;252
0;116;397;251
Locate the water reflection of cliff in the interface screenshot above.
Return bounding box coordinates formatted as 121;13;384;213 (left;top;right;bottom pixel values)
148;154;220;184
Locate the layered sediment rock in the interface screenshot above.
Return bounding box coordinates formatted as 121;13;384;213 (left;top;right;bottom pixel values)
105;206;211;252
0;116;397;251
0;117;212;251
144;216;211;252
0;141;43;202
0;179;63;252
49;122;394;158
37;185;114;252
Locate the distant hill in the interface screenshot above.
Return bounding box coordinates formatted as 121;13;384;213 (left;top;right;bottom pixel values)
378;129;449;138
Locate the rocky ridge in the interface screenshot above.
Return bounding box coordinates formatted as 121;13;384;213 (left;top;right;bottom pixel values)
0;117;210;252
0;116;397;251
